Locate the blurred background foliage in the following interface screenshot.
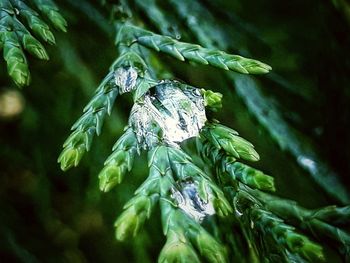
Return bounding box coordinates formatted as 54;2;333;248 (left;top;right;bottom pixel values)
0;0;349;262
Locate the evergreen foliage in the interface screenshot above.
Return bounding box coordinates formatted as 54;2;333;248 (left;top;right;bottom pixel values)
0;0;66;86
1;0;349;262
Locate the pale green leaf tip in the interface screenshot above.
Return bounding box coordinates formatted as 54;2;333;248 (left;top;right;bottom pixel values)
99;178;118;192
98;165;123;192
57;147;84;171
45;31;56;45
34;47;49;60
11;70;31;87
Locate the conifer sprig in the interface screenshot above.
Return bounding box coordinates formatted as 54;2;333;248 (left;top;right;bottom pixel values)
166;0;349;204
197;123;329;260
116;24;271;75
1;2;30;86
136;30;272;74
198;132;275;192
56;6;348;261
58;72;118;171
98;127;138;192
246;187;350;259
0;0;66;86
58;35;156;170
115;193;158;241
11;0;56;44
200;122;260;162
249;207;324;262
159;201;227;263
111;144;229;262
32;0;67;32
227;161;275;192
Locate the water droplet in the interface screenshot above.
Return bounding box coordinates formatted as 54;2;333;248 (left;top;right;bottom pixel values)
128;81;207;149
171;179;215;223
114;67;138;94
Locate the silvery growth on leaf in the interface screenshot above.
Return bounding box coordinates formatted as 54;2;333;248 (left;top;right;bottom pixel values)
114;66;138;94
170;180;215;223
128;81;207;149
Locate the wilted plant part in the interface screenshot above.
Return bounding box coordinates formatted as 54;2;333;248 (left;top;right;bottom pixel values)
0;0;66;87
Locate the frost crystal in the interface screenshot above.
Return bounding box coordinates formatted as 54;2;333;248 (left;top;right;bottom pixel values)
171;180;215;223
114;67;138;94
128;81;207;148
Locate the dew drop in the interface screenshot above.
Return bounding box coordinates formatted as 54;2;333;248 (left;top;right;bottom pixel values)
171;179;215;223
128;81;207;149
114;67;138;94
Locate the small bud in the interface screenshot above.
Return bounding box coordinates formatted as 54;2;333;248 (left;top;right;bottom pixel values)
114;209;141;241
115;195;156;241
8;60;31;87
58;145;85;171
201;89;223;111
47;10;68;32
23;35;49;60
32;24;56;45
98;164;125;192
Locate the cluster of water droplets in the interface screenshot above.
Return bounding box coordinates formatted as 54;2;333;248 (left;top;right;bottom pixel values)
114;68;213;222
